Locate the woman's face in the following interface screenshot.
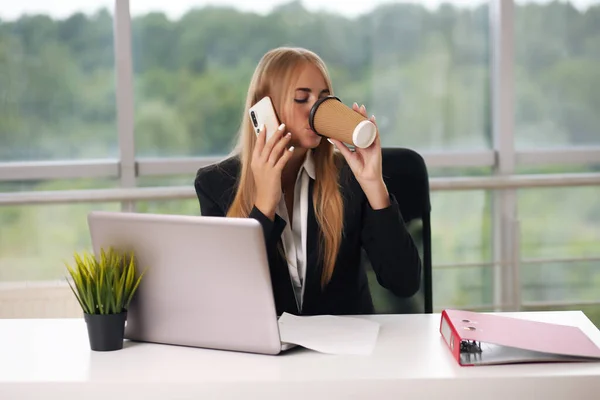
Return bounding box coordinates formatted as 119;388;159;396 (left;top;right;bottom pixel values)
281;63;330;149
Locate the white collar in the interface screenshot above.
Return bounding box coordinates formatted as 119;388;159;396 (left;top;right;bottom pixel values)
301;149;316;180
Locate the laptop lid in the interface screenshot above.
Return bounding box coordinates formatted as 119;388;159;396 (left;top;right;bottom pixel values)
87;210;283;355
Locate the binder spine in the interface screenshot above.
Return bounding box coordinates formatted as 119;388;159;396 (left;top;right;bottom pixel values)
440;310;461;363
440;310;484;366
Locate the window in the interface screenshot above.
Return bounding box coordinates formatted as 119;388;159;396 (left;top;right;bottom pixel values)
2;1;599;326
519;186;600;305
0;202;121;281
431;190;493;309
515;0;600;148
131;0;491;157
0;7;117;161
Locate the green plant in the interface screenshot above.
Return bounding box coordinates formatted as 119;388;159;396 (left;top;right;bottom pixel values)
65;247;145;315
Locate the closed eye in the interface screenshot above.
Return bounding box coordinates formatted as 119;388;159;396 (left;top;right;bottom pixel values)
294;88;330;103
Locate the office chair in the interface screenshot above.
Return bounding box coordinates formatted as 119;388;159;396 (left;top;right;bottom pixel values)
361;147;433;314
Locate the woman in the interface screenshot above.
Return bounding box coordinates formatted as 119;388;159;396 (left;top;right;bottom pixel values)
194;46;421;316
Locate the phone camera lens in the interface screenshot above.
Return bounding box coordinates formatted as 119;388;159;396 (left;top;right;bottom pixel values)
250;111;258;127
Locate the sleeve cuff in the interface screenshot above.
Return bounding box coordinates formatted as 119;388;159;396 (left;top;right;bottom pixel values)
249;206;286;246
365;193;405;224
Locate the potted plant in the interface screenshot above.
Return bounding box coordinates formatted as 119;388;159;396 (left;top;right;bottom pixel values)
65;247;145;351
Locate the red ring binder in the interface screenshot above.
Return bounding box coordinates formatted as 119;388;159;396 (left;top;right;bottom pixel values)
440;309;600;366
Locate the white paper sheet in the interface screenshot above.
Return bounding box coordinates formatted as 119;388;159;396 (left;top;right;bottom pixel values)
278;313;380;355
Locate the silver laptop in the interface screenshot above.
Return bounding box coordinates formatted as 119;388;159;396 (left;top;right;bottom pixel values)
87;210;294;355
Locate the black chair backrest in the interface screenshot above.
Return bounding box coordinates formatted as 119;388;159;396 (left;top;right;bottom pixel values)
361;147;433;314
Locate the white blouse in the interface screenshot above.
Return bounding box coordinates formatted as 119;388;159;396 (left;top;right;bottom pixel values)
275;150;316;312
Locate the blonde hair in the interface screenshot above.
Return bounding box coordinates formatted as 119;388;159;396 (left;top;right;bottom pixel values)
227;47;344;289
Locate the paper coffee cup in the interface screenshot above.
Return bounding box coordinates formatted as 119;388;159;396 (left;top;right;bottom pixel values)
308;96;377;148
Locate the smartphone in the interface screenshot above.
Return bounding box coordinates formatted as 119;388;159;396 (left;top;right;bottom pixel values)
249;96;280;141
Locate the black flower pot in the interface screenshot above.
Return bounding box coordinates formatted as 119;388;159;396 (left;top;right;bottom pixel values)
84;311;127;351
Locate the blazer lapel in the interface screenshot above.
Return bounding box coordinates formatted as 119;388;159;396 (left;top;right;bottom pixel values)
272;240;300;315
302;180;323;313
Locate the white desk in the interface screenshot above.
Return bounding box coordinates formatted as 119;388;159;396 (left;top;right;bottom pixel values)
1;311;600;399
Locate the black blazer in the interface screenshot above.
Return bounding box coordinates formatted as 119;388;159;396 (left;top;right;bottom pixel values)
194;155;422;316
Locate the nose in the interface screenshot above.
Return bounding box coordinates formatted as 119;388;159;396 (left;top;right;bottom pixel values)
306;96;319;114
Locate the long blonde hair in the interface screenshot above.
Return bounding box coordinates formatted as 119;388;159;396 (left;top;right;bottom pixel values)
227;47;344;289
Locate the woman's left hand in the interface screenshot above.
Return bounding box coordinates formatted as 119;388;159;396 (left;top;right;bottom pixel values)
328;102;391;210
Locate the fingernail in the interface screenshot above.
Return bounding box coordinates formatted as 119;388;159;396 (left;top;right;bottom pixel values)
327;138;334;145
286;132;292;137
289;146;295;152
278;123;285;131
371;114;376;121
353;102;358;108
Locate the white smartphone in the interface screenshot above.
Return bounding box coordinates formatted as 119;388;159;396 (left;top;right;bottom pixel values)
248;96;280;140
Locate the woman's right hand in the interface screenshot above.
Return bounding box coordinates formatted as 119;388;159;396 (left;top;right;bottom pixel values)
251;123;294;220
